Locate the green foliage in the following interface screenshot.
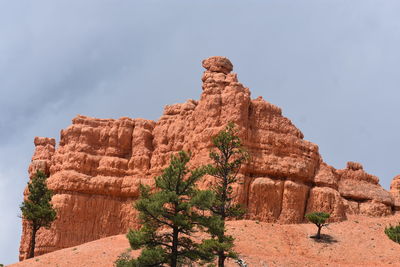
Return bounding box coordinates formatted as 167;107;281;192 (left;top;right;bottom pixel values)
114;250;135;267
20;170;57;229
385;224;400;244
305;212;330;225
203;122;249;267
207;123;248;220
121;151;216;267
20;170;57;258
305;212;330;239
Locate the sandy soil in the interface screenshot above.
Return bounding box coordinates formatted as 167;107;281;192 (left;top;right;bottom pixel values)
9;214;400;267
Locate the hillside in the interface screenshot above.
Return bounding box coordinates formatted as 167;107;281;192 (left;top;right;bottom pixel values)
11;214;400;267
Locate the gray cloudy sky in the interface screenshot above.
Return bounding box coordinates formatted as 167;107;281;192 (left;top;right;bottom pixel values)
1;1;400;264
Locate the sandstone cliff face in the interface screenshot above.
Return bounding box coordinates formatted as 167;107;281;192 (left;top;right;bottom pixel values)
19;56;394;260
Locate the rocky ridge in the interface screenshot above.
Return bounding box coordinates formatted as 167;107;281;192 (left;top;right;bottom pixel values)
19;56;398;260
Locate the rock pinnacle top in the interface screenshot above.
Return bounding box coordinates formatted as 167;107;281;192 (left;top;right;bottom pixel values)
202;56;233;74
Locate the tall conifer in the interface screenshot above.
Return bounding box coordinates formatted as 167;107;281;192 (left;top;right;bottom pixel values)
20;170;57;259
203;123;248;267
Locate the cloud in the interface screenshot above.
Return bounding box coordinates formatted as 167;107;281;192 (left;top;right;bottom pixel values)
0;165;24;264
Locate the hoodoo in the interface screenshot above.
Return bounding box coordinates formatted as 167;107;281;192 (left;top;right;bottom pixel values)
19;57;395;260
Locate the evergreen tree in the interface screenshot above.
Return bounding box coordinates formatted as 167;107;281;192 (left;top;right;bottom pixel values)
305;212;330;239
203;123;249;267
120;151;216;267
384;224;400;244
20;170;57;259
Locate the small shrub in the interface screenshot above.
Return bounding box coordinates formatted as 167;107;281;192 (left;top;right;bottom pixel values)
385;224;400;243
236;258;248;267
305;212;330;239
114;251;134;267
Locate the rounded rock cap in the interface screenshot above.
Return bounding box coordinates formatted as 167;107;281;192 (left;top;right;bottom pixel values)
202;56;233;74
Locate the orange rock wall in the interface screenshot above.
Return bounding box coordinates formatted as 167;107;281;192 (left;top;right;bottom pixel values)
19;57;395;260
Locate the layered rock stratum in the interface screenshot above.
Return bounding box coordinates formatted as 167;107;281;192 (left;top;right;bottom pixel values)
19;56;396;260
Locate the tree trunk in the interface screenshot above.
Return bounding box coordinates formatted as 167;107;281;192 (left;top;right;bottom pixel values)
218;252;225;267
28;226;37;259
316;225;322;239
217;161;229;267
171;227;179;267
217;220;226;267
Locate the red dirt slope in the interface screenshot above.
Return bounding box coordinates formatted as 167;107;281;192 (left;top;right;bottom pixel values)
11;214;400;267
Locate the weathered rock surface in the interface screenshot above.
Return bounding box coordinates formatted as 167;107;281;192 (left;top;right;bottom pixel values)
19;56;394;260
338;162;393;217
306;187;346;222
313;162;339;189
390;175;400;210
247;177;284;222
28;137;55;177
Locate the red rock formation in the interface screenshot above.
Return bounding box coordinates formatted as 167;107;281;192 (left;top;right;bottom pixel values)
390;175;400;211
338;162;393;216
19;56;393;260
28;137;55;177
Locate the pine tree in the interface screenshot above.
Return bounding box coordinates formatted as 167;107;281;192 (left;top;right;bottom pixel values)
203;123;249;267
120;151;216;267
20;170;57;259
